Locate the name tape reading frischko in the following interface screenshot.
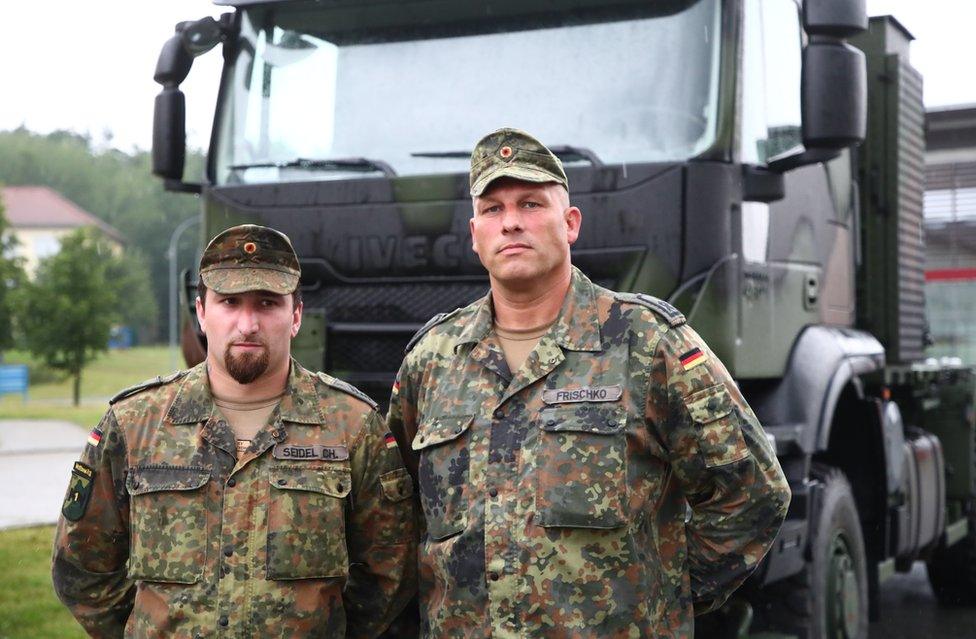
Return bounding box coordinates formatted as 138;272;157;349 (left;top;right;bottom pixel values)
542;385;623;405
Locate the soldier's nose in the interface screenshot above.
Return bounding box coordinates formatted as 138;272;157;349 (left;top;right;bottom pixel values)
237;310;259;334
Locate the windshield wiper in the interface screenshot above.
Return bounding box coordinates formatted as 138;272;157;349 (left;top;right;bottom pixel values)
229;157;397;177
412;145;604;168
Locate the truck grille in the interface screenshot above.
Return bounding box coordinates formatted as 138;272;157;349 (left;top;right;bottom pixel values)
303;281;488;324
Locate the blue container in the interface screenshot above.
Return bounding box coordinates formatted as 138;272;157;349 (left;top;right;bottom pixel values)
0;364;28;400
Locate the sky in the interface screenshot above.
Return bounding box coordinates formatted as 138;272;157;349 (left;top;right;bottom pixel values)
0;0;973;152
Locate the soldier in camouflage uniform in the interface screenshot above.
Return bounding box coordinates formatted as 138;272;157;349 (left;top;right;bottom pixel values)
53;224;416;638
387;129;791;638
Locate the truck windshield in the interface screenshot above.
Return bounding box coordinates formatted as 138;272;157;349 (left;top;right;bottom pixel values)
214;0;722;185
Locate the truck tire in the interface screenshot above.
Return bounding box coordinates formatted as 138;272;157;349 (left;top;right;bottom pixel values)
751;464;869;639
926;513;976;605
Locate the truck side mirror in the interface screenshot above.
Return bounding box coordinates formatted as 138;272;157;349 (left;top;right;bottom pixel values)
151;15;232;192
802;0;867;150
769;0;867;172
153;88;187;182
802;41;866;149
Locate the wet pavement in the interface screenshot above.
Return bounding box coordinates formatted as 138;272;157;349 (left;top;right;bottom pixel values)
870;562;976;638
0;420;86;529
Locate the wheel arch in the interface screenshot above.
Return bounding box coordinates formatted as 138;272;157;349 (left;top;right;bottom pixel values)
744;325;885;466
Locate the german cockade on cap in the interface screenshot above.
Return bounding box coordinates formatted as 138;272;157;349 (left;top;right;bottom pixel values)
469;127;568;197
199;224;301;295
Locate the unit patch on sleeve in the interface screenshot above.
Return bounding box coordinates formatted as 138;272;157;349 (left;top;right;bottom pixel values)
679;347;708;371
61;462;95;522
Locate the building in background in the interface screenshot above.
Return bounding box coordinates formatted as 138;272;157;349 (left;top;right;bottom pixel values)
924;104;976;362
0;185;124;277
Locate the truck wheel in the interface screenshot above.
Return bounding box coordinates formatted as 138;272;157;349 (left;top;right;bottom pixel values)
927;513;976;605
751;464;869;639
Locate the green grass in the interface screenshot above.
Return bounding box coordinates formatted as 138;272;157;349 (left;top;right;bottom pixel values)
0;347;175;428
3;346;174;401
0;526;86;639
0;350;177;636
0;400;105;430
0;350;178;637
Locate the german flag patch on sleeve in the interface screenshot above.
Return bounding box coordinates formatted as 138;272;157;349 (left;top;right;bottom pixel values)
86;427;103;448
679;347;708;371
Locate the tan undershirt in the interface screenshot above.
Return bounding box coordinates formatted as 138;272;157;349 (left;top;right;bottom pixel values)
494;319;555;375
213;393;284;454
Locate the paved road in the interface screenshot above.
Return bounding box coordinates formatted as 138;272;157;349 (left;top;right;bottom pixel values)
870;562;976;638
0;420;86;529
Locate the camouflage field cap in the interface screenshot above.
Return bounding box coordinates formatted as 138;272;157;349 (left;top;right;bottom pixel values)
469;127;568;197
199;224;300;295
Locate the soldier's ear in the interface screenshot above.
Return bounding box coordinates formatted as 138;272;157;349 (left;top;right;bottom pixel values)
195;296;206;334
290;301;303;338
469;216;480;255
565;206;582;245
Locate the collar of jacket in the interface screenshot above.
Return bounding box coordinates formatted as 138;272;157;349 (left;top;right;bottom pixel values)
166;358;325;425
454;265;603;354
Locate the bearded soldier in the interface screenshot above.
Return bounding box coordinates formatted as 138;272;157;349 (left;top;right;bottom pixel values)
54;224;416;638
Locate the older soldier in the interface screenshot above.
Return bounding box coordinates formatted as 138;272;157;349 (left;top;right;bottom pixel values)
53;224;415;638
387;129;791;638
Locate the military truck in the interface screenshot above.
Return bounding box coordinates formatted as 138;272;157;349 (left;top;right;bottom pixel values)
150;1;976;637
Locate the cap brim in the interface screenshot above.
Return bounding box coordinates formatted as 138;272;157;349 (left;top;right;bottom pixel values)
200;267;299;295
470;165;567;197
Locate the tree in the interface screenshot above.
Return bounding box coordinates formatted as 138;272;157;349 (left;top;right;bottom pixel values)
0;128;202;342
0;190;26;356
104;248;159;342
20;228;118;405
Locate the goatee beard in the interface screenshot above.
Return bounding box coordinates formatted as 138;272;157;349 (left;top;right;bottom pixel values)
224;342;270;384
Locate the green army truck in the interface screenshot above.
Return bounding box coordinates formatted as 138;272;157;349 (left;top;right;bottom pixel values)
151;1;976;636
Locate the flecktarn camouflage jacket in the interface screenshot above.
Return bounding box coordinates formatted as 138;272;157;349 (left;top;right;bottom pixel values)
53;360;416;638
388;267;790;638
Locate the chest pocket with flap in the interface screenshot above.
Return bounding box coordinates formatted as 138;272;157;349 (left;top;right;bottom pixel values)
126;465;210;583
267;465;351;579
535;404;628;529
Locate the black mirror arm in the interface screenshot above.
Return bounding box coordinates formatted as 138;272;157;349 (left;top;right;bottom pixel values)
152;15;234;191
154;16;234;89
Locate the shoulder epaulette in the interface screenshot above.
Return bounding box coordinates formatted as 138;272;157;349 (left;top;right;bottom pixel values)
316;372;378;410
404;308;462;354
109;370;188;405
617;292;687;328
